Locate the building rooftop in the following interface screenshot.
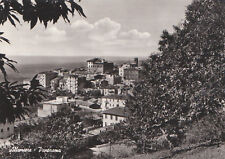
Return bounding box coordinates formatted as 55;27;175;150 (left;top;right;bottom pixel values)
124;67;141;71
51;76;63;82
99;85;119;89
39;71;57;75
71;67;87;73
43;96;73;105
64;74;79;79
102;95;127;100
59;78;67;83
42;100;67;105
87;58;105;63
102;107;130;117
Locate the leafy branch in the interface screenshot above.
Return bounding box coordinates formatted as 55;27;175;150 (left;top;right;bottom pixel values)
0;0;86;29
0;0;86;123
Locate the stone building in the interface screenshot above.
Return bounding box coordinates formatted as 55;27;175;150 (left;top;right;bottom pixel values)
87;58;114;74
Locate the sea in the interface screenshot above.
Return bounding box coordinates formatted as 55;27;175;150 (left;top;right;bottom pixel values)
1;56;147;82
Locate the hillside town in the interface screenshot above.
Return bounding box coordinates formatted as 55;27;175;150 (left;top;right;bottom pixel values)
1;0;224;158
0;57;142;144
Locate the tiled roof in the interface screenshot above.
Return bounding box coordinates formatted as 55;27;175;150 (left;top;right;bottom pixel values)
102;107;130;117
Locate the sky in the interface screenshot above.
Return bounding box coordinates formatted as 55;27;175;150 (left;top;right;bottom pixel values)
1;0;193;57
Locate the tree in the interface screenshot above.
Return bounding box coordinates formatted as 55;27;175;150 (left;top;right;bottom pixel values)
0;0;86;123
127;0;225;153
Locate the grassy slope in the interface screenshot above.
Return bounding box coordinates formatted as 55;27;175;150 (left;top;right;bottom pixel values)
126;143;225;159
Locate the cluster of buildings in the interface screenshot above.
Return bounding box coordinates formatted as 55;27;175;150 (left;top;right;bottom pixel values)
0;57;142;139
35;57;142;127
101;95;129;127
32;57;142;96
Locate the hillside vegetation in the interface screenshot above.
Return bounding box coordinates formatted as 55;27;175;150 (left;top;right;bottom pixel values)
119;0;225;153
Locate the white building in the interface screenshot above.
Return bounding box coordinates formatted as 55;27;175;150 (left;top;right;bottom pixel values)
38;96;72;117
101;95;127;110
119;64;130;78
23;79;31;89
119;58;139;80
99;85;121;96
37;71;57;88
65;75;79;94
0;122;14;139
102;107;129;127
64;75;86;94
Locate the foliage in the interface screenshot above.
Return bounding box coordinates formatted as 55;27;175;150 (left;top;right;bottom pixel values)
0;75;46;123
0;53;17;82
0;0;86;29
0;0;85;123
1;109;94;158
127;0;225;153
97;123;131;144
92;153;114;159
183;112;225;145
0;32;9;43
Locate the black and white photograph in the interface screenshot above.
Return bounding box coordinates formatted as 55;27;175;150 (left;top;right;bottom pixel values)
0;0;224;158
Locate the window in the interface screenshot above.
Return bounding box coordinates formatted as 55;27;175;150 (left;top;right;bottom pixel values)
115;116;118;121
7;127;10;131
105;122;107;126
1;129;3;132
110;115;113;120
105;114;107;119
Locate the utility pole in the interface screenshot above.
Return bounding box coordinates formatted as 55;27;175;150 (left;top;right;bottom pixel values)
109;139;112;157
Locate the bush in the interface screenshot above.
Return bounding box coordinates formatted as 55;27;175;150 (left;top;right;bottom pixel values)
92;153;114;159
183;113;225;145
